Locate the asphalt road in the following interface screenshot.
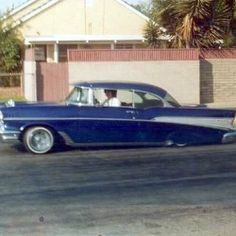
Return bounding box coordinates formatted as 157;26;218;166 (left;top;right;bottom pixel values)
1;143;236;236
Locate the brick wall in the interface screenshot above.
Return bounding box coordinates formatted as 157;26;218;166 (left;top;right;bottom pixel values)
69;60;200;104
68;49;201;104
29;49;236;104
200;60;214;103
68;49;199;61
201;59;236;103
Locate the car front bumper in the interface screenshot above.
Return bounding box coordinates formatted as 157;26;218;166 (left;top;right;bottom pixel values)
0;122;20;142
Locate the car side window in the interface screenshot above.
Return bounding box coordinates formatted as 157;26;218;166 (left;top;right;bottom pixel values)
134;91;164;109
93;89;133;107
117;90;133;107
66;87;90;105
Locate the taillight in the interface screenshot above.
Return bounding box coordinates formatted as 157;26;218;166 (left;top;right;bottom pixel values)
232;113;236;127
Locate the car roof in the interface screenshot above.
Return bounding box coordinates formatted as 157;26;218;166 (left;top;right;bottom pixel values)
73;81;167;97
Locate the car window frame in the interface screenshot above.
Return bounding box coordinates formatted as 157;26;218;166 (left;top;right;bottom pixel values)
132;89;166;109
66;86;94;106
67;86;168;109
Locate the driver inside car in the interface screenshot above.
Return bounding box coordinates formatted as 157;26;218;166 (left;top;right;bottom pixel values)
102;89;121;107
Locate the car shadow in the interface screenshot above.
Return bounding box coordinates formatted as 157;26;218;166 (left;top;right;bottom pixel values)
11;143;131;154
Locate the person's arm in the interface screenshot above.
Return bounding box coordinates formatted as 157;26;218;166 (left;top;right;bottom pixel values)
109;98;121;107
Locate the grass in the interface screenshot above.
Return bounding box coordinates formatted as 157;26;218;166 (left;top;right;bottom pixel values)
0;96;26;102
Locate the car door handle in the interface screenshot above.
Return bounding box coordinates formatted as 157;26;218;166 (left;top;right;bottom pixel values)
126;110;135;114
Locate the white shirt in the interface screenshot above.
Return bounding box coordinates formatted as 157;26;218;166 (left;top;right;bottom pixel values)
103;97;121;107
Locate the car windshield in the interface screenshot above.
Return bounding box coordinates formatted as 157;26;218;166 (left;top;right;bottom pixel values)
164;93;181;107
65;87;90;105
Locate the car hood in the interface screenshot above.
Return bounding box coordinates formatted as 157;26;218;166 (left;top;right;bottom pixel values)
0;100;58;108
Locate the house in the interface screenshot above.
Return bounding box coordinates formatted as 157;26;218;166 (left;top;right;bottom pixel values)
5;1;236;107
10;0;149;63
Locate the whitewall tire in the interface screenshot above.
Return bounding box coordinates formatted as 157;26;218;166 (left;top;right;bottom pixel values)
23;126;55;154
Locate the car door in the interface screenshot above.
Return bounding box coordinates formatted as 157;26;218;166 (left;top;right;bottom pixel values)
131;90;172;144
74;105;137;144
70;88;142;145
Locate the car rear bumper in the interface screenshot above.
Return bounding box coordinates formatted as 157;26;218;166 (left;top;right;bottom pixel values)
222;131;236;144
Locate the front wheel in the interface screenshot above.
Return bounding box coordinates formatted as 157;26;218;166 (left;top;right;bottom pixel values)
23;126;55;154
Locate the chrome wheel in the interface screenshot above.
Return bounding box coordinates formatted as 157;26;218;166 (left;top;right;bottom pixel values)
175;142;187;147
23;127;54;154
168;132;188;147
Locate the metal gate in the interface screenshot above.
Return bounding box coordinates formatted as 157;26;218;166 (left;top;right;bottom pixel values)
36;62;69;102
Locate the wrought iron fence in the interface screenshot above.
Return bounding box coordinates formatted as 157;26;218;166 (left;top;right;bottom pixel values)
0;73;24;98
0;73;23;87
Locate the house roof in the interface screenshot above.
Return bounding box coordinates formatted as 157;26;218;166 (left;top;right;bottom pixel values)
24;34;170;45
11;0;60;27
10;0;153;45
9;0;38;16
24;34;146;44
11;0;149;25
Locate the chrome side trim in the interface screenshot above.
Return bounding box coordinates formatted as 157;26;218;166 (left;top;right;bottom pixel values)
152;116;233;130
58;131;172;147
3;115;233;126
4;117;136;121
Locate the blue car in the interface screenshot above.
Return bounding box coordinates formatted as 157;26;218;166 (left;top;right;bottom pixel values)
0;81;236;154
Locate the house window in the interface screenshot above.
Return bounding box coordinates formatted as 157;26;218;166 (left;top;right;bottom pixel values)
79;44;93;49
114;44;133;49
59;45;77;62
34;45;46;61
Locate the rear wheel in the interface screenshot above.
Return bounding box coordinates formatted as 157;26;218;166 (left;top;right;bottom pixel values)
168;132;188;147
23;126;55;154
174;142;187;147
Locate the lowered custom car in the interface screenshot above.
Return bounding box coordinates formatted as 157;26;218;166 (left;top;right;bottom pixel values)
0;81;236;154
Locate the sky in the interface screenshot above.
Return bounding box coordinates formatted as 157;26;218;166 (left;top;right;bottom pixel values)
0;0;147;12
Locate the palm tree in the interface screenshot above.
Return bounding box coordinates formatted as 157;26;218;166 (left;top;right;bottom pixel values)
146;0;235;48
225;0;236;46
